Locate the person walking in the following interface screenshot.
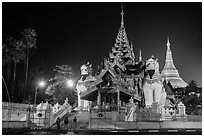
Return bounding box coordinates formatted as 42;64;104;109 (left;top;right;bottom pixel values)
64;117;69;131
56;117;61;131
73;117;77;131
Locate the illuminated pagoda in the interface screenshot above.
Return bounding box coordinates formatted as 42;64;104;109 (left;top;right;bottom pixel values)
76;5;145;111
161;37;188;88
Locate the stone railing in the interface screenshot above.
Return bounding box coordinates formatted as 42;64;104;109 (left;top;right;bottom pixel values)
49;98;72;127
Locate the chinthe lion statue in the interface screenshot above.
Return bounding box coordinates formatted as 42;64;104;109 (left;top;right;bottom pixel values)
76;62;96;110
143;56;166;109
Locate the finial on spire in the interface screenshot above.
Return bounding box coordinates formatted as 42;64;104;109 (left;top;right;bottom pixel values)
121;3;123;13
167;36;170;48
121;2;124;27
151;55;155;59
139;49;142;62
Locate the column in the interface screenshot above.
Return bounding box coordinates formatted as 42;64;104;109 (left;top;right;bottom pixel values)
97;90;101;109
153;89;155;102
117;90;120;111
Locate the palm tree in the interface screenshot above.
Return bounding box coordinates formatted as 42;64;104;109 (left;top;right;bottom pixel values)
2;42;12;102
9;38;25;102
21;28;37;101
3;36;25;102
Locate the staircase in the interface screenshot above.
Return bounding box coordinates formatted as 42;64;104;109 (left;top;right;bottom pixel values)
48;104;73;128
49;110;90;130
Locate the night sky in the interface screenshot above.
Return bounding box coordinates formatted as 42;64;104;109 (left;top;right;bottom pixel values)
2;2;202;86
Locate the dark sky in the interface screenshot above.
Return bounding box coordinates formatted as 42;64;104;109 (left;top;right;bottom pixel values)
2;2;202;86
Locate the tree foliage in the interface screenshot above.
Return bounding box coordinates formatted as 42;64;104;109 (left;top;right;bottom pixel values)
46;65;77;105
2;28;37;103
2;36;26;102
2;43;11;65
20;28;37;101
180;80;202;114
185;80;199;95
21;28;37;52
9;38;25;63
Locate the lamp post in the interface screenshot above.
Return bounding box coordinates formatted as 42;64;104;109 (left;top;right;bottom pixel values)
34;80;46;106
65;79;75;104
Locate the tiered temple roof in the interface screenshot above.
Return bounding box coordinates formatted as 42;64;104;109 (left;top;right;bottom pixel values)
80;6;145;103
161;37;188;88
109;6;136;67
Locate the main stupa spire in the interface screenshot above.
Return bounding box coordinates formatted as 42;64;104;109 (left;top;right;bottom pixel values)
165;37;173;64
109;4;136;65
161;37;188;88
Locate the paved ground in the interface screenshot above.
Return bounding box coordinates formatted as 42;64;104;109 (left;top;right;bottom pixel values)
3;128;202;135
3;111;202;135
76;129;202;135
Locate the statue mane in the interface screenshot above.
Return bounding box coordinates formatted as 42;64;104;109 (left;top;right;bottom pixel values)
145;56;162;81
145;56;159;72
80;62;93;76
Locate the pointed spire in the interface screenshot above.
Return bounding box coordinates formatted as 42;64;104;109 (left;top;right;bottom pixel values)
109;3;134;66
121;3;124;27
139;49;142;62
167;36;170;48
151;55;155;59
162;37;188;88
166;36;172;62
115;3;129;45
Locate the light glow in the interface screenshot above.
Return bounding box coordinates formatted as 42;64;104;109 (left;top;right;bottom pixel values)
38;80;46;88
67;79;74;88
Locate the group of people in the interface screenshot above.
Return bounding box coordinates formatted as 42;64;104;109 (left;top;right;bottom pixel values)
56;116;77;131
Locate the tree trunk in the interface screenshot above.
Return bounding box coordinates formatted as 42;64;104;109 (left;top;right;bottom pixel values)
24;48;29;101
11;62;17;102
6;62;12;85
2;75;11;102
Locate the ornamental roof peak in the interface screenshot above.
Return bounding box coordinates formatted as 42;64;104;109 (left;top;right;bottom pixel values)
167;36;170;48
121;3;124;27
139;49;142;62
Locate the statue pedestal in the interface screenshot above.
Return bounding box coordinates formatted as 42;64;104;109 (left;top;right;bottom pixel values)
151;102;160;113
112;111;119;122
136;103;161;122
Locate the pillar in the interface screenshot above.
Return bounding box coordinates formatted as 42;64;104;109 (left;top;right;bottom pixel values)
77;90;81;108
117;90;120;111
26;106;31;128
97;91;101;109
153;89;155;102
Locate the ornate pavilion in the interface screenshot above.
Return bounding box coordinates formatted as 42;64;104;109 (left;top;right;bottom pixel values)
76;7;145;111
76;6;187;111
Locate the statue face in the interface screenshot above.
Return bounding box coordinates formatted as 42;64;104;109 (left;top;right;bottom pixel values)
146;58;159;72
81;65;88;75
